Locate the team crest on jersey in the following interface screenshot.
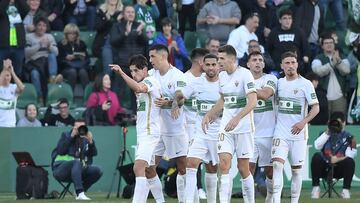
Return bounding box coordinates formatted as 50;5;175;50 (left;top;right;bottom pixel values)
294;89;298;95
235;80;239;87
168;83;172;89
218;144;222;150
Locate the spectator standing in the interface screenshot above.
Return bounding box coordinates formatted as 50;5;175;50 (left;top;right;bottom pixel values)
267;9;310;75
23;0;46;34
63;0;97;31
153;17;188;72
17;103;42;127
311;112;357;199
24;17;58;103
227;12;260;60
347;32;360;106
312;33;350;116
40;0;64;31
42;98;75;126
58;23;90;90
92;0;123;75
294;0;324;61
0;59;25;127
196;0;241;45
174;0;203;37
318;0;346;31
86;73;125;126
134;0;159;44
0;0;28;77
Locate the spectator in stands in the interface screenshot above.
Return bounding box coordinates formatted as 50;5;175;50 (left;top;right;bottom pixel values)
311;112;357;199
17;103;42;127
312;33;350;116
134;0;159;44
0;0;28;77
294;0;324;61
153;17;188;72
239;39;275;73
23;0;46;34
175;0;203;38
40;0;64;31
205;38;220;55
52;119;102;200
0;59;25;127
86;73;125;125
58;23;90;90
93;0;123;75
24;16;58;104
267;9;310;74
63;0;97;31
110;5;148;114
227;12;260;60
347;32;360;105
43;98;75;126
318;0;346;31
251;0;278;46
196;0;241;45
306;72;328;125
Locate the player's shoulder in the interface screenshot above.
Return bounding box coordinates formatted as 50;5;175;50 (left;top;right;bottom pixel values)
264;73;278;82
298;75;313;86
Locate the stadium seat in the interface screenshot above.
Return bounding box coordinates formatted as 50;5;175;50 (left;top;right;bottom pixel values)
56;180;73;199
197;30;208;48
80;31;96;56
17;83;38;109
83;82;94;105
184;31;198;54
46;83;74;108
51;31;64;43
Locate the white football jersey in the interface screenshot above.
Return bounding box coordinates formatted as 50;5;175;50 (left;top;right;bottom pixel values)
149;66;186;136
253;74;278;138
182;74;221;140
183;71;198;125
219;67;256;134
136;76;161;136
274;76;319;140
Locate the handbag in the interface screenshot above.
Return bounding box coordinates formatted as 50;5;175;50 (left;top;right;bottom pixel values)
84;93;110;126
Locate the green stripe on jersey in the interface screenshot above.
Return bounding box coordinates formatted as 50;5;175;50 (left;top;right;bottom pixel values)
223;94;246;109
278;97;302;115
197;100;216;115
184;97;197;112
254;99;273;113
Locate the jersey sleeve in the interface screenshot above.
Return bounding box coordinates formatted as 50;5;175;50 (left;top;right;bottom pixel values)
304;80;319;105
174;71;187;92
243;69;256;94
264;74;278;93
219;72;226;94
142;76;156;93
182;79;196;99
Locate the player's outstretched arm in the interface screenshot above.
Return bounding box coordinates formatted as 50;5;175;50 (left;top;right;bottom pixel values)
110;64;148;93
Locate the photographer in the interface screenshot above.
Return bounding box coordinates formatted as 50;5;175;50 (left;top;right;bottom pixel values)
311;112;357;199
52;119;102;200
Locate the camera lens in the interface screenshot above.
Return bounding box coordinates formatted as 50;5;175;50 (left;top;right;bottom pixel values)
78;125;88;136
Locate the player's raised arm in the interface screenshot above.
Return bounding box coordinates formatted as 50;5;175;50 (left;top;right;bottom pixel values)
110;64;148;93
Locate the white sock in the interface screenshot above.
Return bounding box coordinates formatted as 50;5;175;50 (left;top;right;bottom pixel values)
185;168;197;203
132;177;147;203
177;173;186;203
265;177;274;203
272;161;284;203
219;174;230;203
241;174;255;203
147;175;165;203
291;168;302;203
205;173;217;203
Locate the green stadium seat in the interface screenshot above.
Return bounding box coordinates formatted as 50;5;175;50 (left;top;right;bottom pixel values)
80;31;96;56
83;82;94;105
17;83;38;109
184;31;198;54
197;31;209;48
46;83;74;108
51;31;64;43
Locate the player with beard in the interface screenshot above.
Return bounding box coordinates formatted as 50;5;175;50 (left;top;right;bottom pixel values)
183;54;221;203
247;51;277;202
271;51;319;203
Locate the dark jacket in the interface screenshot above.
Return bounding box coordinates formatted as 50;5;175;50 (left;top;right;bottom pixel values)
42;105;75;127
40;0;64;16
294;0;324;40
239;51;275;73
110;20;148;67
251;2;278;46
55;130;97;165
57;40;90;71
63;0;97;18
92;8;121;57
267;26;310;70
0;0;28;49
